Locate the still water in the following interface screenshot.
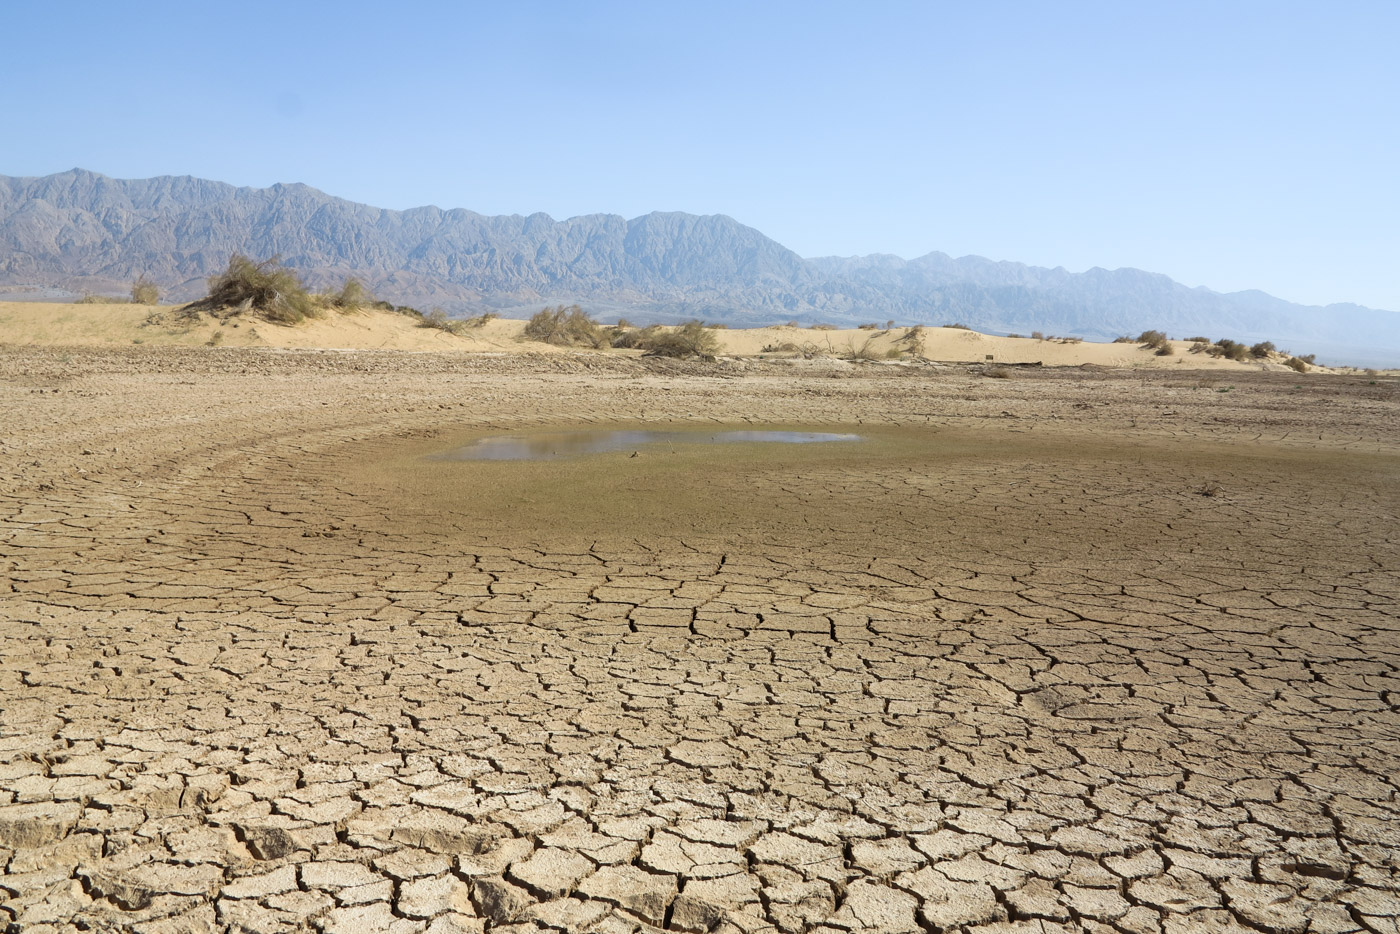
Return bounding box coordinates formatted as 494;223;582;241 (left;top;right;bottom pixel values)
434;429;862;461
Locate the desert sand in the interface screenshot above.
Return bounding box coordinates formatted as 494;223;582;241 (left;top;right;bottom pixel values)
1;311;1397;933
0;301;1333;371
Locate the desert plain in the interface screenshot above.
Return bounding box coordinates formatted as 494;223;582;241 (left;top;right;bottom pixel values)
1;307;1398;934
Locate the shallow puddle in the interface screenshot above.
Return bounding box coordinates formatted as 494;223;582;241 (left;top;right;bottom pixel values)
433;429;862;461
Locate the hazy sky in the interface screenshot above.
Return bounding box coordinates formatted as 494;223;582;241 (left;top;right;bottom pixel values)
4;0;1397;310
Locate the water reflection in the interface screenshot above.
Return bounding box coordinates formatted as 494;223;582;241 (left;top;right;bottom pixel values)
434;429;861;461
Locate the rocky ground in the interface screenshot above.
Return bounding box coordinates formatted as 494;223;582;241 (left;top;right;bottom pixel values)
1;347;1397;934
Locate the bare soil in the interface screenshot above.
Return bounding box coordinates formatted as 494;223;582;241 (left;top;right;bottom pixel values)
1;346;1397;933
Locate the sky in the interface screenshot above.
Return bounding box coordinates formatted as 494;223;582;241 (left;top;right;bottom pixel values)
3;0;1397;311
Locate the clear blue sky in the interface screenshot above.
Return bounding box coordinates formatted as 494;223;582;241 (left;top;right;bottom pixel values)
4;0;1397;310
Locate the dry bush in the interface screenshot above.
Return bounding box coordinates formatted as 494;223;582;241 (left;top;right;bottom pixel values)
523;304;607;348
1031;330;1045;340
809;322;837;330
76;293;125;304
625;320;719;358
1285;356;1310;372
945;322;973;330
191;254;317;324
704;321;729;329
846;335;884;362
1250;341;1276;358
858;323;879;330
323;277;370;311
1186;335;1210;343
761;341;802;353
983;366;1012;379
1136;330;1173;355
131;276;160;305
896;325;926;357
1209;339;1250;361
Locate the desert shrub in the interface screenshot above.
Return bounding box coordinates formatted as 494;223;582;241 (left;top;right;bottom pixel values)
1136;330;1172;354
627;320;719;358
1031;331;1045;340
614;317;634;329
897;325;926;357
76;293;125;304
1113;335;1136;343
858;323;879;330
983;366;1012;379
704;321;728;329
1250;341;1276;358
1006;333;1024;339
324;277;370;310
761;341;802;353
131;276;160;305
1298;353;1316;365
846;335;884;362
466;311;498;328
523;304;607;348
810;322;837;330
1208;338;1250;361
611;324;658;349
193;254;316;324
1186;336;1210;343
945;322;972;330
1285;356;1310;372
418;309;460;333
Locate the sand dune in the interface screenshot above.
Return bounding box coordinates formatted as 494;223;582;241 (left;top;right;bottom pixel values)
0;301;1329;370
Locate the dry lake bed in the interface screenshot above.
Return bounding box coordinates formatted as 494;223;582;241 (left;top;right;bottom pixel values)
1;347;1397;933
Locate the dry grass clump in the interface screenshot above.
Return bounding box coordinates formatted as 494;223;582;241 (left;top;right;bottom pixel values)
76;293;127;304
131;276;160;305
523;304;608;348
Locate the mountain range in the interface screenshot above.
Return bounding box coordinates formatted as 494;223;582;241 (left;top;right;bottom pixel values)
2;168;1396;366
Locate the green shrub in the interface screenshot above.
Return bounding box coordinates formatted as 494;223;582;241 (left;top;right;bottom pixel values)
131;276;160;305
193;254;317;324
523;304;607;347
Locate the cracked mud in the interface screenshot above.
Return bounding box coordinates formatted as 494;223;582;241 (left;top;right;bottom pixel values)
1;347;1397;934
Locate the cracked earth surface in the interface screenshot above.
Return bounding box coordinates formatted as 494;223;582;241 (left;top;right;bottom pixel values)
1;347;1398;934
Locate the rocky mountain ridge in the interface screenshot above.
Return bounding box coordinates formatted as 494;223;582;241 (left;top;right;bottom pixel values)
3;169;1397;364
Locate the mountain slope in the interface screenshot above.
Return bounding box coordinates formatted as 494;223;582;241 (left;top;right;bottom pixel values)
1;169;1396;364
